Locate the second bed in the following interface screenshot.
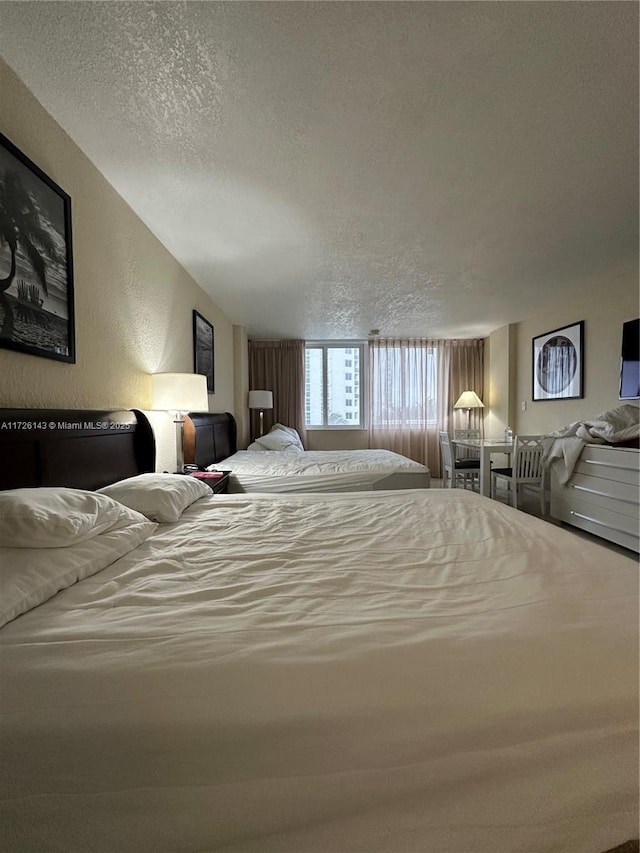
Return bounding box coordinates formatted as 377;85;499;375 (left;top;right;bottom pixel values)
183;412;431;493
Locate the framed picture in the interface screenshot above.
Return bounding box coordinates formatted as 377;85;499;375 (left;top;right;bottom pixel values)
193;310;214;394
0;132;75;363
532;320;584;401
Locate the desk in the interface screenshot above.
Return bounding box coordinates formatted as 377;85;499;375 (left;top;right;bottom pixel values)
452;438;513;497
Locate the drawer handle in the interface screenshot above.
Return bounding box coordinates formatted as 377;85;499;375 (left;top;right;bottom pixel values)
582;459;639;472
570;484;638;505
570;510;637;538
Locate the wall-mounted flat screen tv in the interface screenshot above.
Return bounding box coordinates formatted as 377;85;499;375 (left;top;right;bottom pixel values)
619;318;640;400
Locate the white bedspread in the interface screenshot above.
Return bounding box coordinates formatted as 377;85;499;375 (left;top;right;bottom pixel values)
213;448;430;492
0;490;637;853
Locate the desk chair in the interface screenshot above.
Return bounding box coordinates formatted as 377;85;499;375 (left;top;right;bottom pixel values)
454;429;481;440
453;429;482;463
490;435;546;513
439;431;480;490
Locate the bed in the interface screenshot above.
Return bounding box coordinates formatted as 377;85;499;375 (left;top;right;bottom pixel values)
183;411;431;492
0;408;638;853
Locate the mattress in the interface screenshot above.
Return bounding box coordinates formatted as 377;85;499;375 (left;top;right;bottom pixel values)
0;489;637;853
212;448;431;492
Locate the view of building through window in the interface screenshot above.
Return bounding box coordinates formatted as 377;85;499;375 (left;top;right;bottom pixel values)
370;344;438;427
305;342;437;428
305;345;362;427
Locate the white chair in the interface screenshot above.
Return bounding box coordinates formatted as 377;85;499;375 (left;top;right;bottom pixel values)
454;429;481;440
439;431;480;490
490;435;546;513
453;428;481;463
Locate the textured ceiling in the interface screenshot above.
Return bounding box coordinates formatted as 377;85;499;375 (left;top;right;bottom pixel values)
0;2;637;340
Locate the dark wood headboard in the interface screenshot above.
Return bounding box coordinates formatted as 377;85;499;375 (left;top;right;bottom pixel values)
0;409;155;491
183;412;237;468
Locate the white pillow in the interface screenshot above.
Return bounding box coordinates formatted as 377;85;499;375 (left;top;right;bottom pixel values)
271;423;304;450
0;513;156;627
251;429;303;452
98;473;211;522
0;488;138;549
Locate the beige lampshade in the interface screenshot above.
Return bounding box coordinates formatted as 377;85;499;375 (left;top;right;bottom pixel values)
151;373;209;413
453;390;485;410
248;390;273;410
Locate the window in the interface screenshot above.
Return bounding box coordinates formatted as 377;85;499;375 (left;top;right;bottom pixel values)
370;343;438;428
305;343;364;427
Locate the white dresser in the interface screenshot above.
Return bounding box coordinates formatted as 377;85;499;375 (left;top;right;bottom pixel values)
550;444;640;553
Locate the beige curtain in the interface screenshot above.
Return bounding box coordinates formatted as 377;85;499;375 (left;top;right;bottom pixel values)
368;339;440;471
368;338;484;476
248;340;307;445
442;339;485;438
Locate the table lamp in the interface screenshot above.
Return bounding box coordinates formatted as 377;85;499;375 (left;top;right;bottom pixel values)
151;372;209;472
454;390;485;428
248;390;273;437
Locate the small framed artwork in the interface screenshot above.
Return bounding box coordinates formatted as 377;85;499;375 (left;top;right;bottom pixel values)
532;320;584;401
0;132;75;363
193;310;214;393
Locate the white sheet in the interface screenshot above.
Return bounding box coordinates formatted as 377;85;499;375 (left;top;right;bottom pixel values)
213;448;431;492
542;403;640;484
0;490;637;853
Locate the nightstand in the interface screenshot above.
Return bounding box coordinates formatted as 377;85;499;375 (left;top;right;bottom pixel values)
188;470;231;494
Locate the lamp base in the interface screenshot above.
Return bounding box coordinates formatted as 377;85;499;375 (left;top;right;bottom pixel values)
174;415;185;473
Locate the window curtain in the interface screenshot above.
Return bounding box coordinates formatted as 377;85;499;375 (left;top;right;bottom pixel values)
443;339;485;438
248;340;307;446
368;338;484;476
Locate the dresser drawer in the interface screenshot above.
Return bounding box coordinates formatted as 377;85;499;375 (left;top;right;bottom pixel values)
563;472;639;518
550;444;640;552
553;493;639;552
576;446;640;487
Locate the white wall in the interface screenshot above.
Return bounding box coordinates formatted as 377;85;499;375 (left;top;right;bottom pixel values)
514;264;638;435
233;325;250;449
484;324;514;439
0;61;235;424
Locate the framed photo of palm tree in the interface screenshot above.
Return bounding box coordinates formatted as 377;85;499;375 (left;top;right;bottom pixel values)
193;310;214;394
0;132;75;363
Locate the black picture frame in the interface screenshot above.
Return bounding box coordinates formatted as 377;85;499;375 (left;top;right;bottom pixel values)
0;132;75;363
532;320;584;401
193;309;214;394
